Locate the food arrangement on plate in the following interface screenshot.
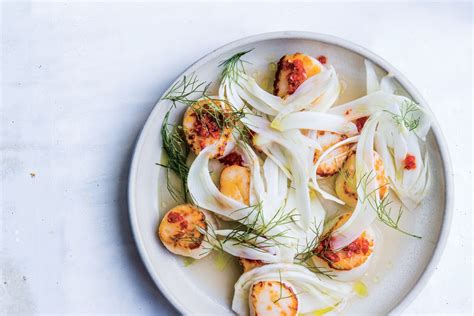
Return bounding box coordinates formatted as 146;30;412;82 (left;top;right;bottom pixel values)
155;50;431;315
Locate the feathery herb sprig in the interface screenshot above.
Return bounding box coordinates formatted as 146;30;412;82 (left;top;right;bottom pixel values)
217;50;255;142
385;100;421;131
294;222;323;264
157;74;207;202
164;71;253;143
219;49;253;84
158;71;252;200
197;202;299;256
191;98;252;143
303;263;336;278
293;222;336;279
224;203;298;250
163;73;211;107
156;109;189;202
357;169;421;239
367;195;421;239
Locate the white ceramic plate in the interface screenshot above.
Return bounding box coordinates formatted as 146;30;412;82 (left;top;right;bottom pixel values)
128;32;453;315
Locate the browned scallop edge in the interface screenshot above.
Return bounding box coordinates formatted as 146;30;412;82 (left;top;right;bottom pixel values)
273;55;286;96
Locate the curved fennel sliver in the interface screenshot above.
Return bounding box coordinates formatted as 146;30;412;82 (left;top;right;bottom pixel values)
253;130;308;182
285;150;311;230
277;186;327;257
380;74;397;94
297;132;322;149
374;131;396;182
187;144;250;220
239;141;266;206
271;111;357;135
311;135;360;204
329;60;431;212
406;151;430;202
236;65;337;123
330;115;382;250
402;133;423;188
376;124;430;209
309;67;341;112
376;71;432;140
262;157;279;199
235;84;279;116
327;90;404;120
219;74;247;111
273;67;336;123
213;229;283;263
261;159;293;246
227;83;246;112
242;115;313;229
396;153;430;210
294;192;327;254
242;112;314;163
303;129;322;151
367;67;431;209
246;145;292;230
262;157;288;213
365;60;380;94
239;74;284;112
258;140;293;180
413;106;432;141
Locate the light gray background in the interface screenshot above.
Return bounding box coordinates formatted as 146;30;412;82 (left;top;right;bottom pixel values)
1;1;472;315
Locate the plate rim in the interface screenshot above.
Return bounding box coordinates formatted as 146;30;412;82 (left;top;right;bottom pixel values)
128;31;454;315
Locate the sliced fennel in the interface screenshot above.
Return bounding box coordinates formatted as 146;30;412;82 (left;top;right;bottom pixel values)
271;111;357;135
212;229;283;263
232;263;354;315
187;144;250;219
328;91;404;120
365;60;380;94
330;114;382;249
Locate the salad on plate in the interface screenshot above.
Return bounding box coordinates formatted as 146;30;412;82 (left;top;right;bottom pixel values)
155;50;431;315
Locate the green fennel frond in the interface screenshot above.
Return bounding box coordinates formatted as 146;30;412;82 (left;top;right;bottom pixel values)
357;170;421;239
385;100;421;132
219;49;253;84
156;109;189;202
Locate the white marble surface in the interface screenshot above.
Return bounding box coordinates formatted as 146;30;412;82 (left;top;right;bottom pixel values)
0;1;472;315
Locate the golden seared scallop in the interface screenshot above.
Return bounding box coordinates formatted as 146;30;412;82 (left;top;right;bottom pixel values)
220;165;267;270
182;98;233;158
219;165;251;205
313;213;374;271
239;258;265;273
274;53;322;98
335;151;389;207
158;204;210;259
313;131;352;177
249;281;299;316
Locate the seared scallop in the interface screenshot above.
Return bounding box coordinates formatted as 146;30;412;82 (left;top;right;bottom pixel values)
239;258;265;273
219;165;251;205
313;213;374;271
158;204;211;259
313;131;352;177
335;151;389;207
249;280;299;316
182;98;233;158
274;53;322;98
220;167;267;272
